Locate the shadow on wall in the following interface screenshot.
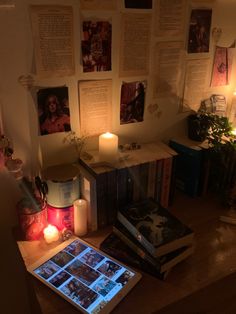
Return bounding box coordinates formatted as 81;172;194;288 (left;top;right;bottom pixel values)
157;117;189;143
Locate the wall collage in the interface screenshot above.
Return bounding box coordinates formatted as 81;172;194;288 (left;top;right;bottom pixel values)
18;0;235;150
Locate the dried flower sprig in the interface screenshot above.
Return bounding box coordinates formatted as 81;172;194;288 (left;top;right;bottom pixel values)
0;135;13;157
63;131;88;158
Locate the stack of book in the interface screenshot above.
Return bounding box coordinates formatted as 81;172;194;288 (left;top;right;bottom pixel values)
100;198;194;279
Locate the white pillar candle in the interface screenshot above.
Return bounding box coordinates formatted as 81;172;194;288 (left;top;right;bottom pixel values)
99;132;118;164
73;199;88;236
43;224;59;244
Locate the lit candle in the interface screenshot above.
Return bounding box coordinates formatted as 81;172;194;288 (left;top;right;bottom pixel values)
43;224;59;244
232;91;236;104
231;128;236;136
99;132;118;164
73;199;88;236
232;91;236;123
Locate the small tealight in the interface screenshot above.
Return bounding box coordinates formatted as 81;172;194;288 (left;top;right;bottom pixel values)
43;224;59;244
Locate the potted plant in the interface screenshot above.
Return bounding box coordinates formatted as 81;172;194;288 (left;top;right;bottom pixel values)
192;111;236;196
187;112;211;142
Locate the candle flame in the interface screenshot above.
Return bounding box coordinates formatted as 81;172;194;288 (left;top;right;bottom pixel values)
104;132;113;138
231;128;236;136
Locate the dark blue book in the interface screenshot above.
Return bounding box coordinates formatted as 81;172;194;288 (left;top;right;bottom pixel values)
117;198;194;258
169;139;203;197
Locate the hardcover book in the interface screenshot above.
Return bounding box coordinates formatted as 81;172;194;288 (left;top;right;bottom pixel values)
99;232;170;280
117;198;194;257
169;139;203;197
113;220;194;273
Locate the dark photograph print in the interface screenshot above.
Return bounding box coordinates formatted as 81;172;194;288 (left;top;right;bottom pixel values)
116;270;134;286
81;20;112;72
120;81;146;125
64;240;88;257
34;260;60;280
92;276;117;297
187;9;212;53
49;271;71;288
97;260;122;278
50;250;74;267
37;86;71;136
65;260;100;286
80;249;105;268
61;278;99;309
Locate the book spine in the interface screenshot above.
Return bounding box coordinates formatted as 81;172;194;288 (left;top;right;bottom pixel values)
156;233;194;257
147;161;157;199
230;151;236;188
161;246;194;273
117;211;156;257
107;169;118;224
221;148;235;191
168;154;177;205
96;172;108;228
139;162;149;201
160;157;173;208
117;168;129;208
113;225;161;270
198;149;210;196
154;159;163;203
128;165;141;202
169;140;202;197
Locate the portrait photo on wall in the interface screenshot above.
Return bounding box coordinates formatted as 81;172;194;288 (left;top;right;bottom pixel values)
120;81;146;125
187;9;212;54
37;86;71;136
81;20;112;72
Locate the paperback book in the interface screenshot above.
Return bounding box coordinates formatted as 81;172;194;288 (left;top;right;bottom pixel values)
113;220;194;274
117;198;194;257
99;232;170;280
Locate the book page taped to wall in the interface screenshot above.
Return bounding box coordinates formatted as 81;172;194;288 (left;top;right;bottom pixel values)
154;0;187;38
30;5;75;78
119;13;151;77
80;0;117;10
181;58;210;112
153;41;184;99
0;0;15;7
78;79;112;136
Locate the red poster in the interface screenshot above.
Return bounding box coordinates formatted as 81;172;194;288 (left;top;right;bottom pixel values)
211;46;234;87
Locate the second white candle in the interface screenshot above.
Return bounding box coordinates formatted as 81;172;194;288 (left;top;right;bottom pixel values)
73;199;88;236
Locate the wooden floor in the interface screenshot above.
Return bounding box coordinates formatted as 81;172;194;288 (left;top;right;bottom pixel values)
21;190;236;314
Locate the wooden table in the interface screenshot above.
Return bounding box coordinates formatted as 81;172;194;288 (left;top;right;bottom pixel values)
18;191;236;314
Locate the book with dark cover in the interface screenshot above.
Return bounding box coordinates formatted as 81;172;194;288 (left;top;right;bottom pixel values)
113;220;194;273
160;157;173;208
117;198;194;258
169;139;203;197
99;232;169;280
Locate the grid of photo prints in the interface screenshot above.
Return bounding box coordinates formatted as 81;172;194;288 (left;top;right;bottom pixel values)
33;239;135;314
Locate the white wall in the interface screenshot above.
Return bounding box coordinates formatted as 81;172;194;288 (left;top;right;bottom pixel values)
1;0;236;175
